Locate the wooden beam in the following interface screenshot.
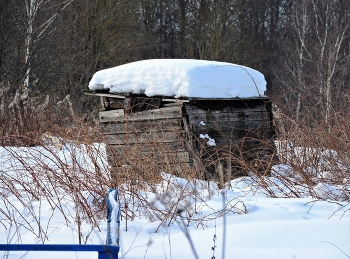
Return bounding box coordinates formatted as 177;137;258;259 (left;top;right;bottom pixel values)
99;106;182;123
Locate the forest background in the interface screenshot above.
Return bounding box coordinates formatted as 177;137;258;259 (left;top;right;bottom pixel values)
1;1;350;254
1;0;350;138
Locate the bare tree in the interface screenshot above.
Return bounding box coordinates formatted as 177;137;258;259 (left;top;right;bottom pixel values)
22;0;73;92
273;0;350;124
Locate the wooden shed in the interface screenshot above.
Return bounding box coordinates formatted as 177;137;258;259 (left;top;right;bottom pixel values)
86;92;276;185
87;59;277;185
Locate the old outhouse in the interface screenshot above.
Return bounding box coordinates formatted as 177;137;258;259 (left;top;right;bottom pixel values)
87;59;276;184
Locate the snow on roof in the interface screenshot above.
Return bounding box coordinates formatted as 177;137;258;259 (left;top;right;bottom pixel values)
88;59;266;98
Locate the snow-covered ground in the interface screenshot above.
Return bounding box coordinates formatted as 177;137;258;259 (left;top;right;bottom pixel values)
1;144;350;259
1;60;349;258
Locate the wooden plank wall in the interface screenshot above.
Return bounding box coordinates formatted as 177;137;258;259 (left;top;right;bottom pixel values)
99;103;191;182
98;97;277;185
182;99;276;182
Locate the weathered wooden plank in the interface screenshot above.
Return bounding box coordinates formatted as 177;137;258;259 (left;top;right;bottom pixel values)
99;109;124;122
186;98;271;111
194;136;276;155
108;162;192;181
85;90;268;102
106;142;185;153
105;131;186;145
191;120;274;134
185;108;271;123
162;98;189;103
188;97;269;101
195;135;275;146
107;159;192;171
99;105;182;123
196;135;275;147
106;144;188;156
124;97;162;113
100;118;182;135
84;90;126;99
185;103;269;112
106;150;190;165
103;97;124;110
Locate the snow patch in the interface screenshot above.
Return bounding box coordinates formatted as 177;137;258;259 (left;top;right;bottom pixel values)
200;133;216;146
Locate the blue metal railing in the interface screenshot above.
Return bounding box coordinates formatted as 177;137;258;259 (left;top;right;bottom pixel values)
0;244;119;259
0;188;120;259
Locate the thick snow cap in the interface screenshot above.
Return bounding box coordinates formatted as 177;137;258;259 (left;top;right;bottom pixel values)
88;59;266;98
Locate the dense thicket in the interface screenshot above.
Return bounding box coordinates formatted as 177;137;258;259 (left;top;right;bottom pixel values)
0;0;349;125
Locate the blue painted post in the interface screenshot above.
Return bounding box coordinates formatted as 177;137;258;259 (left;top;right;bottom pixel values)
106;188;120;246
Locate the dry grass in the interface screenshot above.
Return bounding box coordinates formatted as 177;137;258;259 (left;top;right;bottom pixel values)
0;132;110;244
1;89;349;246
0;92;247;244
0;88;110;244
249;102;350;201
102;117;248;231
